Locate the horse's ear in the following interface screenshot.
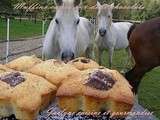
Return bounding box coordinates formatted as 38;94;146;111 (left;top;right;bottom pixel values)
54;0;63;6
97;1;101;9
110;3;114;9
74;0;81;7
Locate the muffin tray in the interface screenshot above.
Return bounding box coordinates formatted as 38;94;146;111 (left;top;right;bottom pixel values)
2;99;156;120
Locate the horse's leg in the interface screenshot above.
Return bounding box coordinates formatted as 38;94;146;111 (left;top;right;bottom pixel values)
97;47;103;65
108;47;114;68
42;52;45;61
125;65;153;94
95;33;102;64
85;47;90;58
125;66;140;94
99;49;103;66
85;45;93;59
93;43;99;62
125;47;134;69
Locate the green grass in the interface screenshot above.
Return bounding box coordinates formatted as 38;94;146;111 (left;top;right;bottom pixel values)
139;68;160;119
0;18;49;40
101;50;160;119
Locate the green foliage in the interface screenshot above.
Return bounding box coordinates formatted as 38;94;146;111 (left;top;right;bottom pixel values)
143;0;160;19
0;0;160;20
0;0;13;13
139;67;160;119
86;0;160;20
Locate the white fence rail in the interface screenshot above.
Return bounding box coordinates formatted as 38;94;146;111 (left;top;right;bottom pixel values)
0;36;43;64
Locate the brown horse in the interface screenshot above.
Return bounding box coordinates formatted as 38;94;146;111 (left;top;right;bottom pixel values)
125;17;160;94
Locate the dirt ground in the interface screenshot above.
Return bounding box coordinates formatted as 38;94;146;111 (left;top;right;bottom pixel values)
0;37;43;64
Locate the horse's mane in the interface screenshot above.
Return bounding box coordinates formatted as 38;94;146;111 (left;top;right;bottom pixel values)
127;24;136;40
100;4;112;9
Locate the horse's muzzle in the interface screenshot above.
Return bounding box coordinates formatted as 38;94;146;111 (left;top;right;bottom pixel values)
99;29;106;37
61;51;75;63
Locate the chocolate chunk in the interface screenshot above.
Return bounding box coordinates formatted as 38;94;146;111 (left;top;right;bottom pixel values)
81;59;90;63
84;70;116;90
0;72;25;87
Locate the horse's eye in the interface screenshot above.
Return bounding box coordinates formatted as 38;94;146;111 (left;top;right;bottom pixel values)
55;19;59;24
76;19;80;25
108;15;111;18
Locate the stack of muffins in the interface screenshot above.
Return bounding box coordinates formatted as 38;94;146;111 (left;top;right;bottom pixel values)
0;56;134;120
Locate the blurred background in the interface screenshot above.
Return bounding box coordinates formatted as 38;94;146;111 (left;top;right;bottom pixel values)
0;0;160;40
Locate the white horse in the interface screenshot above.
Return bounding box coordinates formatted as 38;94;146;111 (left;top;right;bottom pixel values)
42;0;94;62
95;2;133;68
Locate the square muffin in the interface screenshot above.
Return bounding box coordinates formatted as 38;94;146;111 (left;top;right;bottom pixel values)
28;59;81;87
56;68;134;118
56;75;85;112
6;55;42;71
0;64;13;74
0;72;57;120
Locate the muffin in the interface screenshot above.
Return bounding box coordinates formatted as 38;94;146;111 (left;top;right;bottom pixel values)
0;64;13;74
28;59;80;86
83;69;134;114
68;57;99;70
0;72;57;120
6;55;42;71
56;75;84;112
56;68;134;117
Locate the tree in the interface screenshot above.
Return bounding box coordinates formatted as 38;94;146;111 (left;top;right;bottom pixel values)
0;0;13;13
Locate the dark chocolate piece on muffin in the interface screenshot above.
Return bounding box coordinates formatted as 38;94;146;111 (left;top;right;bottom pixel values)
84;70;116;90
0;72;25;87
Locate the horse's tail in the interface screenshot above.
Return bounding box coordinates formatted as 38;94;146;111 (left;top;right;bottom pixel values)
127;24;136;40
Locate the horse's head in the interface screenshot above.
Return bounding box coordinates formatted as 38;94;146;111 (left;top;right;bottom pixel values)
54;0;81;62
97;2;114;37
